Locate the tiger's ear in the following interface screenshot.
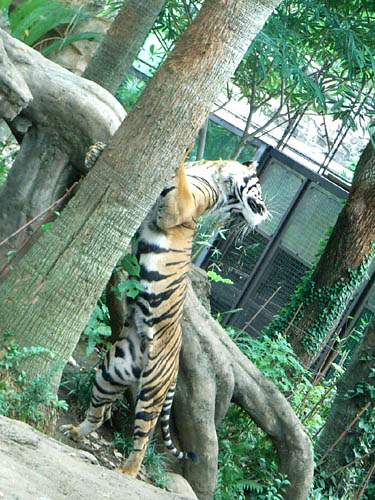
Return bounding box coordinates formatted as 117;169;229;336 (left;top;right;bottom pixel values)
242;160;258;172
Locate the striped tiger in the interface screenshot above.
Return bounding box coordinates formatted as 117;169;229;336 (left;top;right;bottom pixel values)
61;149;268;478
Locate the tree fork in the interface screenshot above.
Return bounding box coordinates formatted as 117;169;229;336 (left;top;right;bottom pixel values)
174;280;313;500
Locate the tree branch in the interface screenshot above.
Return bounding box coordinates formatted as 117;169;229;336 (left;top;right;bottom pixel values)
174;272;313;500
0;28;125;267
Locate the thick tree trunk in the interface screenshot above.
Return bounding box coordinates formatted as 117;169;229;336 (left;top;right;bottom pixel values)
0;0;281;389
275;140;375;367
83;0;166;94
316;319;375;476
0;29;125;269
173;277;313;500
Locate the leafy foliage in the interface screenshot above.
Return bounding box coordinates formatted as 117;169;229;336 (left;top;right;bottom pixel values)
1;0;102;54
112;253;145;300
0;138;18;185
115;75;146;112
216;321;375;498
0;331;67;427
207;270;233;285
265;242;375;353
60;365;97;416
82;254;145;355
232;0;375;153
83;300;112;355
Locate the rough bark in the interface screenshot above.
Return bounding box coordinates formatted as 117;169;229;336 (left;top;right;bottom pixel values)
285;139;375;367
0;29;125;268
173;278;313;500
316;319;375;476
82;0;168;342
0;0;282;388
83;0;166;94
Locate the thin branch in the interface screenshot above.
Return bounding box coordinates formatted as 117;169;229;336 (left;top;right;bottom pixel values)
355;460;375;499
237;286;281;335
0;182;78;249
316;402;371;467
0;181;78;276
325;448;375;480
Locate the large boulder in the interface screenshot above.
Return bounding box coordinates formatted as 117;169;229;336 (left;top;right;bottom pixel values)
0;416;193;500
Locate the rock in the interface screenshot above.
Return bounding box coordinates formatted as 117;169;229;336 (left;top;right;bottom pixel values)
165;473;198;499
0;416;194;500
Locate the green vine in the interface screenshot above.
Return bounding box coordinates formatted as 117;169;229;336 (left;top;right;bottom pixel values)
265;242;375;353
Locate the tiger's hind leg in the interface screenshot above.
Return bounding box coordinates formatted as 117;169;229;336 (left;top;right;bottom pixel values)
61;323;146;440
117;357;180;478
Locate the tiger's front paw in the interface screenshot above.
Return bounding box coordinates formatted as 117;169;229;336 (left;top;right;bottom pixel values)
85;142;107;170
116;463;138;478
60;423;83;441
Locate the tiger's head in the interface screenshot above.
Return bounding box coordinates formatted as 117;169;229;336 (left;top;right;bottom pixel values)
213;159;268;230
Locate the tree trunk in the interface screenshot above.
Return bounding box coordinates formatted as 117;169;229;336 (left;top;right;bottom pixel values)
83;0;166;94
82;0;168;341
0;29;125;269
106;270;127;344
316;319;375;477
173;276;313;500
0;0;282;391
270;139;375;368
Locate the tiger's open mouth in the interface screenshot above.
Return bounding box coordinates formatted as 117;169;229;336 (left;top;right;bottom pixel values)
247;198;266;216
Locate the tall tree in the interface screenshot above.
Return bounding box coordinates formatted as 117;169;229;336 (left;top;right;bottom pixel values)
83;0;166;94
267;138;375;368
316;318;375;477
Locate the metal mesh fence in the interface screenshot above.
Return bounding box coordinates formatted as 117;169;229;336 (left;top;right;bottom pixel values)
202;147;347;337
208;231;268;315
282;184;342;265
253;247;310;314
259;160;304;236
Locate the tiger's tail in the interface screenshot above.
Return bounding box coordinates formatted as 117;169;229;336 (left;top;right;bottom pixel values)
160;382;199;463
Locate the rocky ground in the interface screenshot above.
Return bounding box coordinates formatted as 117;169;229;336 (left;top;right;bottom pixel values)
0;415;197;500
0;337;198;500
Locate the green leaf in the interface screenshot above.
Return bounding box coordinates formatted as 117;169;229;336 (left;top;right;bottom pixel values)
120;254;141;277
0;0;11;16
118;279;145;299
41;31;103;55
95;325;112;337
41;222;53;231
207;270;233;284
9;0;88;46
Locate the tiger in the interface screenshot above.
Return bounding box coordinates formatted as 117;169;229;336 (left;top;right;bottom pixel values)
61;147;268;478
